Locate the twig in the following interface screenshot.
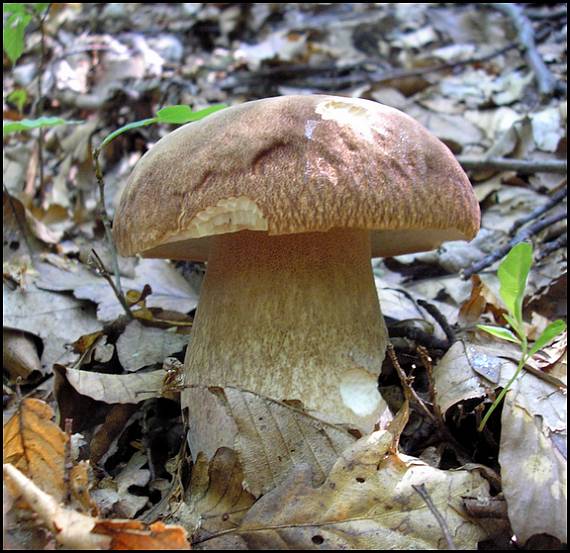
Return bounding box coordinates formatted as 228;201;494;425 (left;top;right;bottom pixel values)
222;42;519;92
417;346;445;423
456;156;567;175
487;3;559;96
536;233;567;261
412;483;457;550
461;210;567;279
386;343;438;424
63;418;73;505
92;147;125;299
524;5;567;21
388;325;449;352
416;300;455;347
510;184;567;233
89;249;133;319
33;5;51;197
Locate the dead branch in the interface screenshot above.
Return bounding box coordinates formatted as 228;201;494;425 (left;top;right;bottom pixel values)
88;249;133;320
510;183;567;234
456;156;567;175
416;300;455;347
92;147;125;300
412;483;457;550
487;3;559;96
461;210;567;279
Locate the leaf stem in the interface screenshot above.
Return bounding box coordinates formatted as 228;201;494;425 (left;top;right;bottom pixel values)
478;340;528;432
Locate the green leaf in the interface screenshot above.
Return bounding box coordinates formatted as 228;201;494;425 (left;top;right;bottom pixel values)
3;4;27;15
99;117;157;149
497;242;533;328
3;11;32;65
32;3;49;13
528;320;567;357
156;103;226;124
3;117;80;135
6;89;28;113
477;325;521;344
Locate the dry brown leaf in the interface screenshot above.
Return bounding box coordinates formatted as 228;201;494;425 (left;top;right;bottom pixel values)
3;328;42;380
3;398;67;501
459;275;506;325
198;429;491;550
175;448;255;540
500;394;567;545
184;386;359;498
93;519;190;550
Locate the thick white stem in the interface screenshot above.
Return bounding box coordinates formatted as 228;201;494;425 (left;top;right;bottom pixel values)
183;229;387;433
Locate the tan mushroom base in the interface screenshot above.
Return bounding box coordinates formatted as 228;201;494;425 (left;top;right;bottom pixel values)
182;228;388;451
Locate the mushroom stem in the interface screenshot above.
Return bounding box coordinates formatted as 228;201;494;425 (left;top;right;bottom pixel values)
182;228;387;433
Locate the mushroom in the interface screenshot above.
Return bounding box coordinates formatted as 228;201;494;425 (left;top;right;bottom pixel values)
113;95;480;438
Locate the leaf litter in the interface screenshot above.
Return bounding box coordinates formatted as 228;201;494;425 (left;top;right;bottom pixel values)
3;3;567;550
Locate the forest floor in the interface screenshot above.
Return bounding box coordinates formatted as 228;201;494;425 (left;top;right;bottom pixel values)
3;3;568;550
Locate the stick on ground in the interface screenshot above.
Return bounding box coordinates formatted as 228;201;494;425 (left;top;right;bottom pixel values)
456;156;567;175
488;3;559;96
461;210;567;279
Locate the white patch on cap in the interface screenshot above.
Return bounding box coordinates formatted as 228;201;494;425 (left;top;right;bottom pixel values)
315;98;376;142
339;368;381;417
167;196;268;243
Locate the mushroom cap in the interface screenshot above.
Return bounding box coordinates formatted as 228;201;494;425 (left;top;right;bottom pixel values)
113;95;480;260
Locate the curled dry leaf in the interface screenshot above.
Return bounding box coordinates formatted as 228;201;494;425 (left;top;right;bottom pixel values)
198;429;492;550
3;398;67;501
2;328;42;381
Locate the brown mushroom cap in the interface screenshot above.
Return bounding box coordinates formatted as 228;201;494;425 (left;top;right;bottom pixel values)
113;95;480;260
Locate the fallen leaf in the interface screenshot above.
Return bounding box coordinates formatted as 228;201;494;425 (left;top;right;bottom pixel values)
3;281;101;371
93;519;190;550
3;328;42;380
3;398;67;501
63;366;167;404
175;448;255;540
500;393;567;545
199;429;491;550
183;386;359;498
116;320;187;372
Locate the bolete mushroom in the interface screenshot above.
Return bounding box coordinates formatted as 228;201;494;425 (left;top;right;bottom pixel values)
113;95;480;437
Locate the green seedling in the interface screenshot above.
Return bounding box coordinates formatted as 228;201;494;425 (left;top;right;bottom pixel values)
477;241;566;431
98;103;227;150
3;3;49;65
3;116;80;135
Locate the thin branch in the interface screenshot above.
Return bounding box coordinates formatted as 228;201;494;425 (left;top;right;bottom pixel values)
416;300;455;347
412;483;457;550
510;183;567;234
461;210;567;279
487;3;559;96
386;343;438;424
92;147;125;299
89;249;133;320
536;233;567;261
456;156;567;175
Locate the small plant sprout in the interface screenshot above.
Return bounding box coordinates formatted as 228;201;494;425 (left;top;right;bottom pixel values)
477;241;566;431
